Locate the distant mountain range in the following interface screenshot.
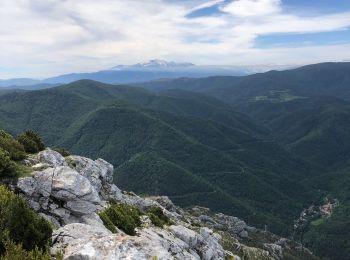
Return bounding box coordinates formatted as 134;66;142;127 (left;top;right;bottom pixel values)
0;59;295;88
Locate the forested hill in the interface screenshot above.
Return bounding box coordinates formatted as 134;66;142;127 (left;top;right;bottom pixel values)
0;80;316;235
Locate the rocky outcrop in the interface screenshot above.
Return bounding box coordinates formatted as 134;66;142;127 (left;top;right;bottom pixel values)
16;149;317;260
51;223;228;260
16;149;237;259
38;148;67;167
17;165;102;226
187;206;256;239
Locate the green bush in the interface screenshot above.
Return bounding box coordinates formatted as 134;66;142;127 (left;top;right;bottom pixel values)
98;201;141;235
98;212;117;233
0;131;12;140
0;148;16;178
17;130;45;154
0;131;26;161
52;148;71;157
0;186;52;256
1;238;51;260
146;207;171;227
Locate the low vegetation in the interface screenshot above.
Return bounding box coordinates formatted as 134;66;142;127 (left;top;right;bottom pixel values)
99;201;173;235
0;129;45;179
52;147;71;157
0;130;52;259
0;130;26;161
146;206;172;228
0;185;52;258
0;149;16;178
17;130;45;154
99;200;142;235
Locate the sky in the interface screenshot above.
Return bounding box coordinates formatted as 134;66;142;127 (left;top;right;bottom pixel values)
1;0;350;79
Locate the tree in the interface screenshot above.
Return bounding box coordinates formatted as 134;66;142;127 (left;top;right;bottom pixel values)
17;130;45;154
0;148;16;178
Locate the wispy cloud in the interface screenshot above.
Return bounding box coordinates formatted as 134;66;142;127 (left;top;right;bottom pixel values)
0;0;350;78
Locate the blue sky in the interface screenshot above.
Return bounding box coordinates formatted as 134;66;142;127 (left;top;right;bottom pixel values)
0;0;350;78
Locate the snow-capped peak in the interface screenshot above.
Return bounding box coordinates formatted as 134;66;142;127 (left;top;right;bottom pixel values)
111;60;195;70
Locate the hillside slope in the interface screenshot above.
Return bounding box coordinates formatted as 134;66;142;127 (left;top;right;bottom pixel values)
0;80;316;234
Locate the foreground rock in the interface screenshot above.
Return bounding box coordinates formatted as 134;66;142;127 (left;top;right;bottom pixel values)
52;223;228;260
17;149;318;260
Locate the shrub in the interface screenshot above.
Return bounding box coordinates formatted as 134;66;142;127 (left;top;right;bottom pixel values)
146;207;171;227
0;131;12;139
52;148;71;157
98;212;117;233
1;238;51;260
17;130;45;154
0;186;52;256
98;201;141;235
0;148;16;178
0;130;26;161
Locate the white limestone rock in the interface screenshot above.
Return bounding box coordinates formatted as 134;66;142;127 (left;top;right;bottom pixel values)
53;225;202;260
38;148;67;167
66;156;114;194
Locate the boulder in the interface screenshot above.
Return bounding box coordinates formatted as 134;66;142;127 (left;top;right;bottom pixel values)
67;156;114;193
38;148;67;167
149;196;179;213
169;225;199;248
51;166;100;204
169;225;226;260
264;243;283;260
17;166;101;225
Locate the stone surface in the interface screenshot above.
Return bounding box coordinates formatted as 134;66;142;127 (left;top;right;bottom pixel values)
17;165;101;225
54;227;200;260
264;243;283;260
52;224;230;260
38;148;67;167
66;155;114;195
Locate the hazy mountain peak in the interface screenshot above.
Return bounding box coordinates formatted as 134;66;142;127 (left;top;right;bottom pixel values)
111;59;195;70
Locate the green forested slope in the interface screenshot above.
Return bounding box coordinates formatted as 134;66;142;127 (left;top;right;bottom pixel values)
0;80;316;234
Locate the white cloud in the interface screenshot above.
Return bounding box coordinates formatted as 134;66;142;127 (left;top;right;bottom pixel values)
0;0;349;78
221;0;281;17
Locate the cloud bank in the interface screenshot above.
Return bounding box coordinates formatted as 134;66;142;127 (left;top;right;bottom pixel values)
0;0;350;78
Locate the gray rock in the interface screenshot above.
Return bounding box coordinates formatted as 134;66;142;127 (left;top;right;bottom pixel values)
51;223;111;255
240;230;249;238
199;215;214;223
27;199;41;211
38;148;67;167
39;213;60;228
100;183;123;201
51;166;99;201
120;193;158;211
17;177;37;196
169;225;199;248
149;196;179;213
95;158;114;183
65;200;97;216
169;225;226;260
53;225;203;260
66;156;114;196
32;168;54;197
264;243;283;259
17;165;101;226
